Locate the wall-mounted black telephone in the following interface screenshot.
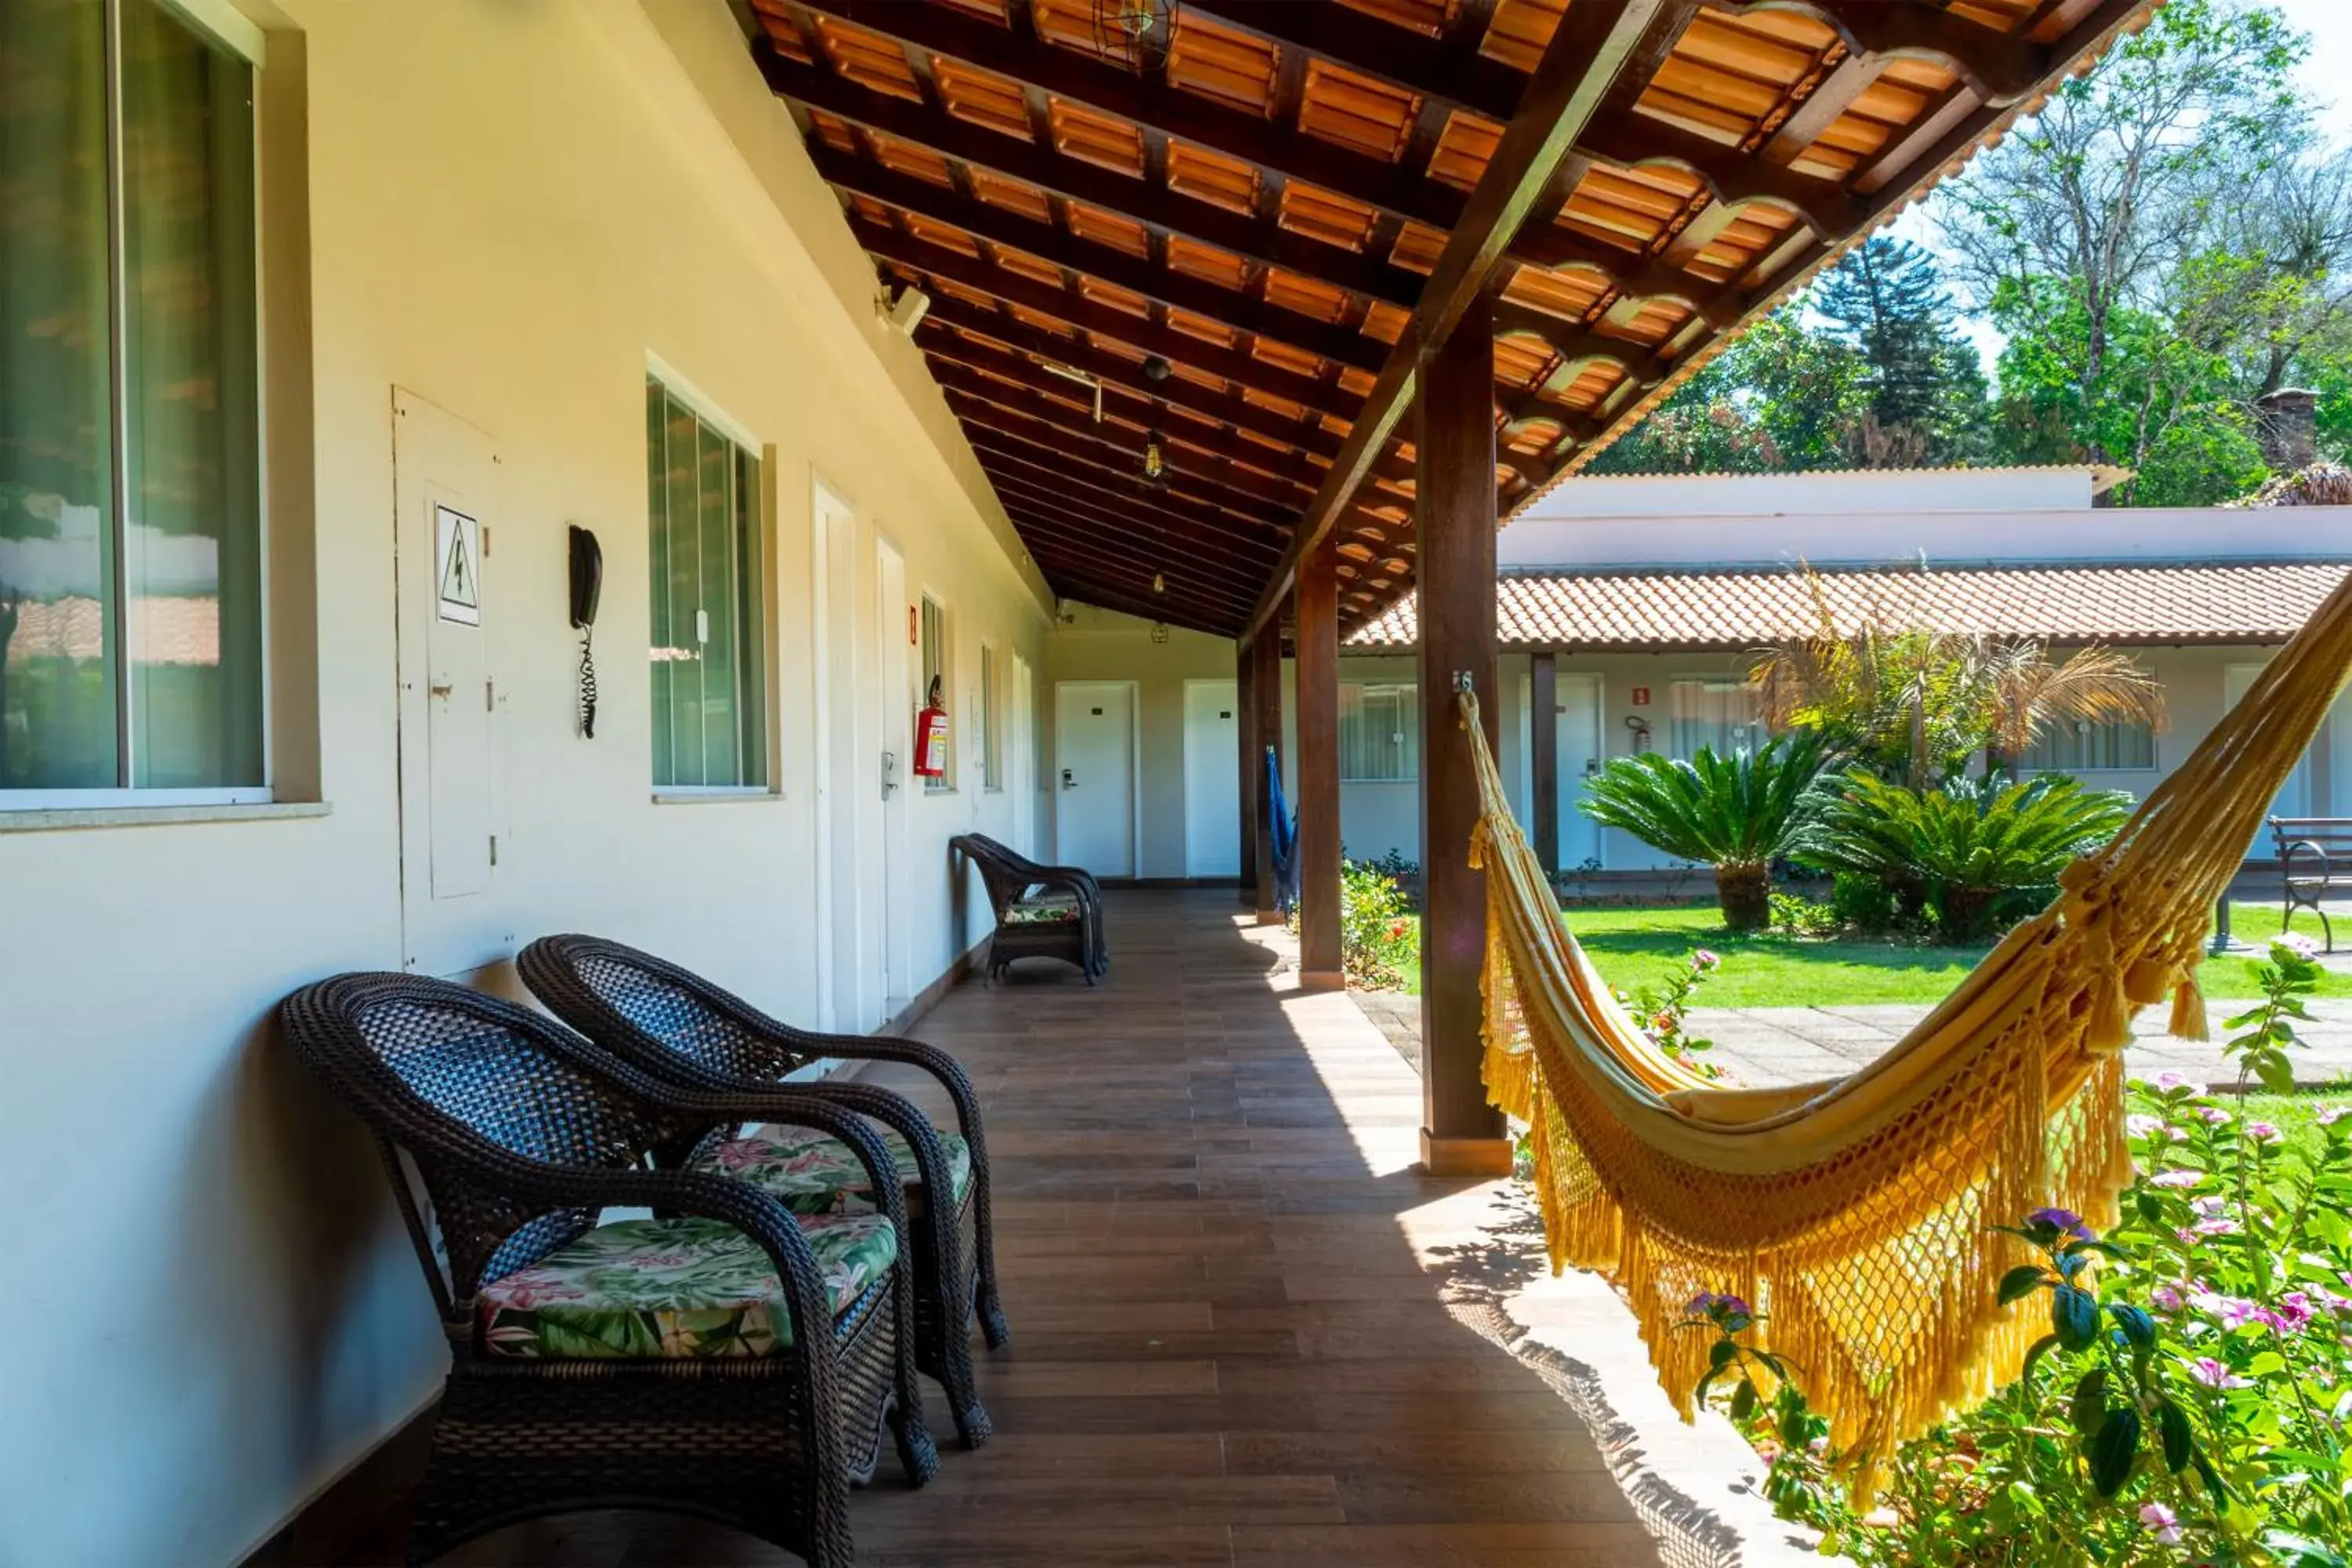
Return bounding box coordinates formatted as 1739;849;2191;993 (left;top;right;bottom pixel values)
569;525;601;738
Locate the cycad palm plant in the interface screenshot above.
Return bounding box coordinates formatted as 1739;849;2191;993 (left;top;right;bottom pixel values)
1580;732;1831;931
1807;770;2136;939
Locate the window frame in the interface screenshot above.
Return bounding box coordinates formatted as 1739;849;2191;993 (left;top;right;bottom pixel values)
978;640;1002;793
1338;681;1419;782
1;0;272;812
1668;677;1762;762
2020;716;2158;774
644;370;770;797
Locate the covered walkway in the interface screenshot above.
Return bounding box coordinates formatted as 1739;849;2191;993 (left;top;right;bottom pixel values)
411;890;1809;1566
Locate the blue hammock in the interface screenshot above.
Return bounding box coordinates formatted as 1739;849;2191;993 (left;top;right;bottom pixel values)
1265;745;1301;914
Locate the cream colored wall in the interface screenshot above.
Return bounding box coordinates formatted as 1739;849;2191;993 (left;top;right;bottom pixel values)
0;4;1051;1564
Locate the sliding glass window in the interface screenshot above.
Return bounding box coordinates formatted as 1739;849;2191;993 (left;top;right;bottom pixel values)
645;378;767;790
0;0;263;800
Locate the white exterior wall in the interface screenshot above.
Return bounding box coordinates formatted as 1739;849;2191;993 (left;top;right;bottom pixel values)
0;5;1051;1564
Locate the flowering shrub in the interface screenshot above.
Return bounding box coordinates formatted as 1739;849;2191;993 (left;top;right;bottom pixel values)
1693;939;2352;1565
1338;858;1415;989
1617;948;1722;1074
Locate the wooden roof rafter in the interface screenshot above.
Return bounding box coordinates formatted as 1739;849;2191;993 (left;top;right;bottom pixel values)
742;0;2164;637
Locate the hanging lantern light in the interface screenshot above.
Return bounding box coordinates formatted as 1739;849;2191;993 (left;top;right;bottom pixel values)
1091;0;1177;74
1142;430;1167;485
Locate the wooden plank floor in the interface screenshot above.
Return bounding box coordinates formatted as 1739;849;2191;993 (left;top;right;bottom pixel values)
416;890;1668;1566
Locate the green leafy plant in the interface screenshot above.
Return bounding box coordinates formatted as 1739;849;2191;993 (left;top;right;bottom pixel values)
1336;858;1415;990
1715;940;2352;1566
1769;891;1842;937
1578;733;1831;932
1808;769;2133;940
1615;949;1722;1073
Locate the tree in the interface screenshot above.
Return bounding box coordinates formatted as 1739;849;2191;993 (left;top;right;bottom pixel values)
1749;569;2168;786
1577;732;1832;931
1812;238;1989;466
1587;302;1867;475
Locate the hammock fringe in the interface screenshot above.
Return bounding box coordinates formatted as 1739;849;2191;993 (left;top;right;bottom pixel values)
1461;567;2352;1504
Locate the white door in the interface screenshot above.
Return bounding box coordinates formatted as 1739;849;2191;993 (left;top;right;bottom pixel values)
393;389;509;976
1009;651;1036;855
1056;681;1136;876
811;481;877;1032
874;537;908;1014
1518;672;1605;869
1183;679;1240;877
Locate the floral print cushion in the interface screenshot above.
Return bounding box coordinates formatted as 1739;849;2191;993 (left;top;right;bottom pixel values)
695;1122;975;1217
1004;899;1080;924
476;1213;895;1359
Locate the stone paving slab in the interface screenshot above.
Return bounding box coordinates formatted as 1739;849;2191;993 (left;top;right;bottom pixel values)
1352;988;2352;1092
1695;1000;2352;1091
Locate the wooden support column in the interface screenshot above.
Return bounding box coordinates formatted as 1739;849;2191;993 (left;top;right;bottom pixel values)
1236;635;1259;905
1295;540;1343;988
1252;625;1284;925
1416;293;1509;1178
1530;651;1559;879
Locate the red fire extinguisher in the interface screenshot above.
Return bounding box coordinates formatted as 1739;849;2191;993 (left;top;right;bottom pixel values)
913;676;949;778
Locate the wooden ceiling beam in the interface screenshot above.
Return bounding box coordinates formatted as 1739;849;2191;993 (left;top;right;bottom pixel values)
785;0;1468;229
985;472;1286;577
952;401;1301;532
1244;0;1687;637
924;324;1465;495
914;302;1346;461
968;439;1291;554
1036;568;1243;636
857;220;1361;416
1175;2;1527;123
1007;528;1261;621
826;156;1388;372
995;499;1276;614
1723;0;2053;107
932;365;1313;514
764;45;1428;310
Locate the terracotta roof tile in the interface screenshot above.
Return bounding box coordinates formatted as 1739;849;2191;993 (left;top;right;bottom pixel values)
1345;563;2352;650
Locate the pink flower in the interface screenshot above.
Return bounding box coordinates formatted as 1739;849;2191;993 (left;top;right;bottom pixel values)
2190;1356;2252;1389
2275;1292;2316;1333
2320;1105;2348;1127
2128;1112;2165;1138
2154;1071;2205;1094
2139;1502;2181;1545
2209;1295;2268;1332
2151;1284;2185;1312
2278;931;2322;960
2197;1105;2231;1125
1693;949;1721;971
1651;1012;1678;1036
2247;1122;2281;1143
2148;1168;2201;1189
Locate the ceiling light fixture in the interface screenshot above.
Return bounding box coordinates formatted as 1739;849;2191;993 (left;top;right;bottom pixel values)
1142;430;1167;484
1091;0;1177;75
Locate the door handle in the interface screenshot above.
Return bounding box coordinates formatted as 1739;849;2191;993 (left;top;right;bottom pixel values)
428;683;455;699
1062;768;1076;789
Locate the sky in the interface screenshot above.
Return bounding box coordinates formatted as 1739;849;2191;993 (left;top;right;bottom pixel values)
1886;0;2352;368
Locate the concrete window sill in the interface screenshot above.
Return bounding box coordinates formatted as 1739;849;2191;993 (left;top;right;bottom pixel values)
0;800;332;834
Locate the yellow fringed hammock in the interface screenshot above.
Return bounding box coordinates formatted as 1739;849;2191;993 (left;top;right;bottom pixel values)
1461;568;2352;1503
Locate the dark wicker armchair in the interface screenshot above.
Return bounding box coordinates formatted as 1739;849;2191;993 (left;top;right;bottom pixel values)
952;832;1109;982
278;973;936;1567
517;935;1007;1449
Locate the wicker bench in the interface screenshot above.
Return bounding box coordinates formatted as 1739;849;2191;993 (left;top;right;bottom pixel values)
2267;816;2352;952
953;833;1108;983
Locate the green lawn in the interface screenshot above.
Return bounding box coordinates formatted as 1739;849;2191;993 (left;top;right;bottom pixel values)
2240;1090;2350;1158
1394;901;2347;1006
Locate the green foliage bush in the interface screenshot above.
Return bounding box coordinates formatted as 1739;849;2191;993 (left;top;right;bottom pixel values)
1338;858;1414;990
1578;733;1831;932
1827;869;1905;935
1700;941;2352;1566
1768;891;1842;938
1807;771;2136;941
